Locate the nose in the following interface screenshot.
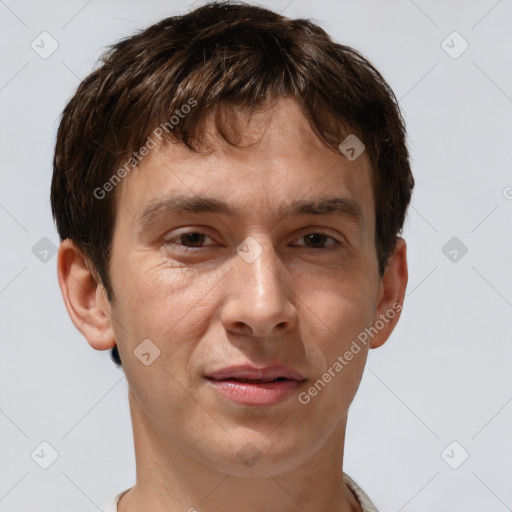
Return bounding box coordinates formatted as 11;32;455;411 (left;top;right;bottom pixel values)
219;237;297;339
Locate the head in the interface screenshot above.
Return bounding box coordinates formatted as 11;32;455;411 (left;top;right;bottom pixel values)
52;1;412;477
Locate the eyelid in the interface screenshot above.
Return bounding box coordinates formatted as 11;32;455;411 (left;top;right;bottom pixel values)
164;227;345;250
290;233;343;248
164;229;217;245
292;226;346;244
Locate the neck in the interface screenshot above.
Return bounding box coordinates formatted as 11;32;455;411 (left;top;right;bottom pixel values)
118;389;362;512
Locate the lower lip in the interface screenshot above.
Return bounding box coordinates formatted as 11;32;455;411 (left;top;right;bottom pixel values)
206;378;304;406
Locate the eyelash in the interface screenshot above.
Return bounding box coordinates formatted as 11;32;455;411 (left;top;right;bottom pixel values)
163;231;343;252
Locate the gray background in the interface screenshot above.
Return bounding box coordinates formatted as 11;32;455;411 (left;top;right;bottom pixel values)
1;0;511;510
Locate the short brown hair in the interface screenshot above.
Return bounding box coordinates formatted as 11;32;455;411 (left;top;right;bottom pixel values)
51;1;414;366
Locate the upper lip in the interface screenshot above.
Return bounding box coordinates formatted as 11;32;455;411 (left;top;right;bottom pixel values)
206;365;306;382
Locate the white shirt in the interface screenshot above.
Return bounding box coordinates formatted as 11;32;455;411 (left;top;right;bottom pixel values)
102;473;379;511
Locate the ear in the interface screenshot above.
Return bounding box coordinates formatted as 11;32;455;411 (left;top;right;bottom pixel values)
56;239;116;351
369;237;408;349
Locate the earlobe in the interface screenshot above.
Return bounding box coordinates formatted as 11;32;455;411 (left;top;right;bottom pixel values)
369;237;408;349
56;239;116;351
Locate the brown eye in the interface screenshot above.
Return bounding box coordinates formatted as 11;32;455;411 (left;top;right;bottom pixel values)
179;232;207;247
164;231;216;251
293;233;341;250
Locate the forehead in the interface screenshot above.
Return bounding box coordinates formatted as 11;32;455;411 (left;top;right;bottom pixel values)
114;98;375;232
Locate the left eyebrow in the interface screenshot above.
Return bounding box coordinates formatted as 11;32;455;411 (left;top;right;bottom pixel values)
286;196;365;230
138;193;365;231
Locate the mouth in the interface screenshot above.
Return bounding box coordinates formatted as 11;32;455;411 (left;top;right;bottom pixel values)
205;365;306;406
216;376;289;383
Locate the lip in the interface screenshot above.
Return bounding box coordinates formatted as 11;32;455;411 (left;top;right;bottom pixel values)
205;365;306;406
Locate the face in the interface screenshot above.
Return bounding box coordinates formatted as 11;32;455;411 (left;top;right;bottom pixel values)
107;98;385;476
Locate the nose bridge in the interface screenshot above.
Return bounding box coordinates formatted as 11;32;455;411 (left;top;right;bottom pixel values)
222;235;296;335
240;237;285;302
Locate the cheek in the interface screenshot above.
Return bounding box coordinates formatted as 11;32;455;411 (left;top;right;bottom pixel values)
111;260;230;386
115;260;221;335
300;298;372;389
110;263;223;430
297;267;376;343
295;272;375;399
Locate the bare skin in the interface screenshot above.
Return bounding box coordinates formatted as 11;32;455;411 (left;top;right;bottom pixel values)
57;98;408;512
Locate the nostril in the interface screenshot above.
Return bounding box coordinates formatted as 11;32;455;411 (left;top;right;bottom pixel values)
232;322;252;334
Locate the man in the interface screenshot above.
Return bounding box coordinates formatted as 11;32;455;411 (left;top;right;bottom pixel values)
51;2;413;511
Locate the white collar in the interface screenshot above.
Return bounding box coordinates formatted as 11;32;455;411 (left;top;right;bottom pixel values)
103;473;379;511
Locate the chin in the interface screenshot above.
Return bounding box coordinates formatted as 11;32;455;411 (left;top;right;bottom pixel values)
200;430;313;478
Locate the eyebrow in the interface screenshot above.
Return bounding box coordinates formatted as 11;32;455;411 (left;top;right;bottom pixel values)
138;193;365;230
